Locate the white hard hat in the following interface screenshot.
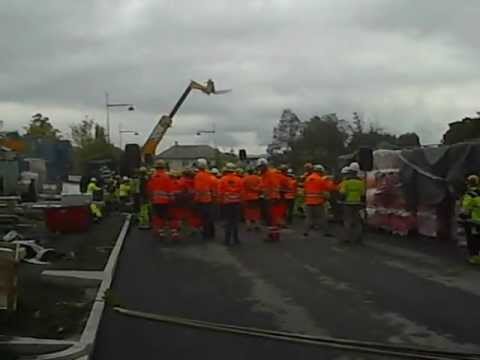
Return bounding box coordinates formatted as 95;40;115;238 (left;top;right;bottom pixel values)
123;176;129;181
349;162;360;172
197;158;208;169
340;166;351;174
313;164;325;172
257;158;268;167
224;162;236;172
91;177;97;182
210;168;219;175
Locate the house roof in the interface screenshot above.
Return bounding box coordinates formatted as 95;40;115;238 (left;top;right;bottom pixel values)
157;144;217;160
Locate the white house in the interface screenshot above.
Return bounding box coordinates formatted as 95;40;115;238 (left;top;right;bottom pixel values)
156;143;218;170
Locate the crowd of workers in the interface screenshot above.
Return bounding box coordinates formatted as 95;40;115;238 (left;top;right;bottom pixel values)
85;158;366;246
81;157;480;263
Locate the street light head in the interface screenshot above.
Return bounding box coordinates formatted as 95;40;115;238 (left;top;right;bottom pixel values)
134;132;139;135
128;106;135;111
196;132;201;136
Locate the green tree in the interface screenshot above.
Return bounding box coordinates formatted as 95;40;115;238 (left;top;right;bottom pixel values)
70;120;122;174
398;132;420;147
24;113;61;139
347;124;398;152
442;117;480;145
287;114;348;171
71;119;95;147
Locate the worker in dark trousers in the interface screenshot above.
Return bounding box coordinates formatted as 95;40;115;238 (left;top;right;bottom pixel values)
194;158;216;240
137;167;151;229
218;163;243;246
87;177;103;222
285;169;298;225
339;165;366;244
461;175;480;264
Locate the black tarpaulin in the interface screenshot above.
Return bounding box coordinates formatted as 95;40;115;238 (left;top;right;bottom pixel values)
399;142;480;207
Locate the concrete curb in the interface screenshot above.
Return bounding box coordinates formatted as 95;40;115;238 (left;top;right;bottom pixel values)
28;214;132;360
80;214;132;345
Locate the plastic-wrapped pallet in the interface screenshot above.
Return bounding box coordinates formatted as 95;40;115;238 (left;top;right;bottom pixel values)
373;149;402;170
416;205;437;238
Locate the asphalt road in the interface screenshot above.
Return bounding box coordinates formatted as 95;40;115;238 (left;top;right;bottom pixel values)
93;223;480;360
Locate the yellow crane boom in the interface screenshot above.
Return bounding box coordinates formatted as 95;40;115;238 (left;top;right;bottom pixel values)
141;79;231;163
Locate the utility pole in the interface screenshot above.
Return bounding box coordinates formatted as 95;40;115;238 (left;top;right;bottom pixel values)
105;91;135;145
105;92;110;144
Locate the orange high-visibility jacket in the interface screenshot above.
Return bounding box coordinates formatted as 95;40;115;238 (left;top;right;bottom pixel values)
261;169;281;200
210;174;220;201
304;173;328;205
284;177;298;200
242;174;263;201
170;177;182;202
323;176;337;192
218;173;243;204
148;170;173;205
194;170;215;203
278;172;290;199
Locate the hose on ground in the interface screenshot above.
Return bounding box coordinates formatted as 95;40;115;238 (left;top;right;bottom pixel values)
112;306;480;360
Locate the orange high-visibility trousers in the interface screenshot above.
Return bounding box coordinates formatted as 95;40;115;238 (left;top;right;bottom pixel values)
168;206;184;239
151;204;170;236
244;200;261;222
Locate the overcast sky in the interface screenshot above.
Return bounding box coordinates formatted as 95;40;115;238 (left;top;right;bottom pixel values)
1;0;479;154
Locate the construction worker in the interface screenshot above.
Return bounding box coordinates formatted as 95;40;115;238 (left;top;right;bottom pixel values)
87;177;103;222
285;169;298;225
113;175;121;207
104;178;117;213
137;167;151;229
303;164;330;237
119;176;131;211
131;170;141;216
148;160;174;240
209;168;221;221
210;168;221;179
460;175;480;264
194;158;216;240
258;158;282;242
236;167;245;178
168;171;183;241
339;166;366;244
302;162;314;182
218;163;243;246
180;169;201;233
242;167;263;231
277;165;290;227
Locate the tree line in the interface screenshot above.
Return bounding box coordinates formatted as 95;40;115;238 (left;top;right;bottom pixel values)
19;109;480;174
23;114;122;174
268;110;421;171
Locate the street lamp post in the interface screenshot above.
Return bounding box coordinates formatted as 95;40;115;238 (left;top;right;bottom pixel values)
105;91;135;144
196;130;216;136
196;127;218;156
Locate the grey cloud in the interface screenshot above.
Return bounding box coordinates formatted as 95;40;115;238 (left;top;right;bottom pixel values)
1;0;479;152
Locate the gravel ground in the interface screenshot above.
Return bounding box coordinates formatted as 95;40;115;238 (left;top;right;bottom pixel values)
0;214;125;341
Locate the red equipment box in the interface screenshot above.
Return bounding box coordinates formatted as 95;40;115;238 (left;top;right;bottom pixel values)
44;206;91;233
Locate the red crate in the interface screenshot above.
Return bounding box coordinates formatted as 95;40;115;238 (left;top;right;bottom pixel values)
45;206;91;233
